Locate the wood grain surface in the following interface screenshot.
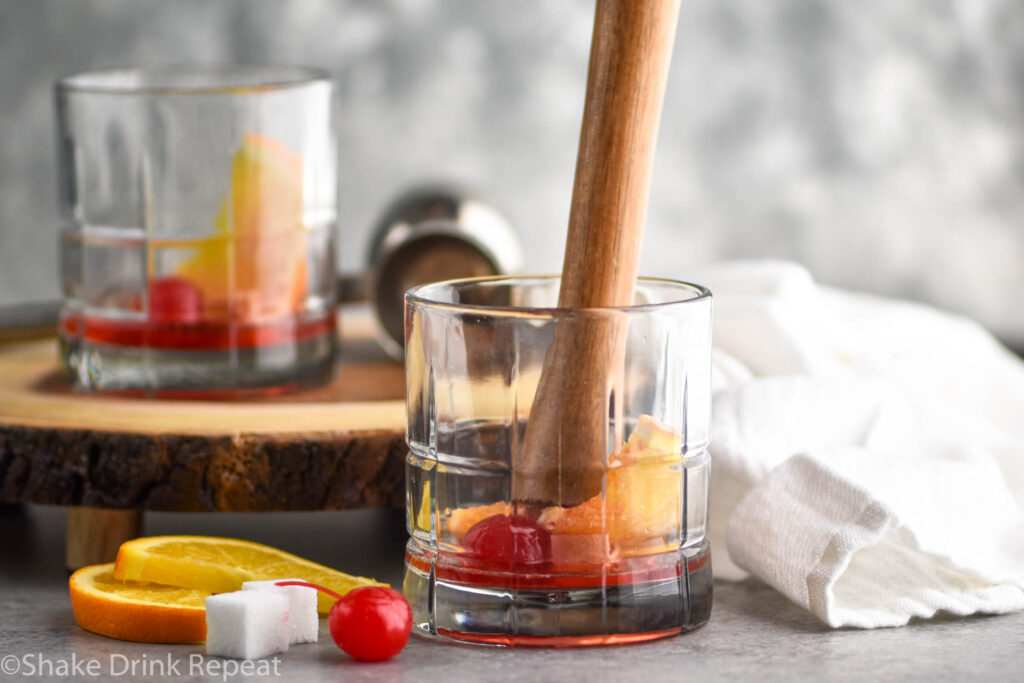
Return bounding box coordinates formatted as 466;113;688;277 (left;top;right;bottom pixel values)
0;309;408;511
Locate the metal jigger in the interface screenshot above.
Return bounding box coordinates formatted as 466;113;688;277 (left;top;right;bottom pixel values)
352;186;522;360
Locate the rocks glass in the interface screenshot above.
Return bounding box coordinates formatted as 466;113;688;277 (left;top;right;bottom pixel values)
403;275;712;645
56;66;337;395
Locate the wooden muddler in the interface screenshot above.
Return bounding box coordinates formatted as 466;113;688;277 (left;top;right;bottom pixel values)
513;0;681;506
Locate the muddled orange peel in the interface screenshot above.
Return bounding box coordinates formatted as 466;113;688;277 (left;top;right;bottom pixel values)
447;415;684;559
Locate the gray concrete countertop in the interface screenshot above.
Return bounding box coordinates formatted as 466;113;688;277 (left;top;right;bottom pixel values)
1;504;1020;682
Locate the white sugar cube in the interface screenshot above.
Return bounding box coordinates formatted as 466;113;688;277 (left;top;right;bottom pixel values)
205;591;289;660
242;578;319;644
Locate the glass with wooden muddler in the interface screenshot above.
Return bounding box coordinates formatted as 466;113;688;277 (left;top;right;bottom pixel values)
403;275;712;645
404;0;699;644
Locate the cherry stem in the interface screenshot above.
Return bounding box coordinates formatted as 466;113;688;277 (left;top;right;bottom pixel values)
274;580;343;602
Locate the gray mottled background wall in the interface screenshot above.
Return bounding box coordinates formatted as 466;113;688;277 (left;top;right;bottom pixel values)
1;0;1023;342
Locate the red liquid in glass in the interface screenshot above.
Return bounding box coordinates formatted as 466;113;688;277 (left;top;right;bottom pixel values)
59;311;335;352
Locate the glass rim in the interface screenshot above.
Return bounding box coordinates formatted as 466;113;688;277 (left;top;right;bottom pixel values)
56;64;332;96
406;275;712;316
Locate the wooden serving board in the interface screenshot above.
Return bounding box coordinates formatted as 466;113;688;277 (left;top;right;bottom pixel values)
0;309;407;514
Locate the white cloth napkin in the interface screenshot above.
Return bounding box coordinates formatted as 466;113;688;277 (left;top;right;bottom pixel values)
694;260;1024;628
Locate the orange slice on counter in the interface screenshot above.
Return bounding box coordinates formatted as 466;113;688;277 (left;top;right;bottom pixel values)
69;563;208;643
114;536;384;613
